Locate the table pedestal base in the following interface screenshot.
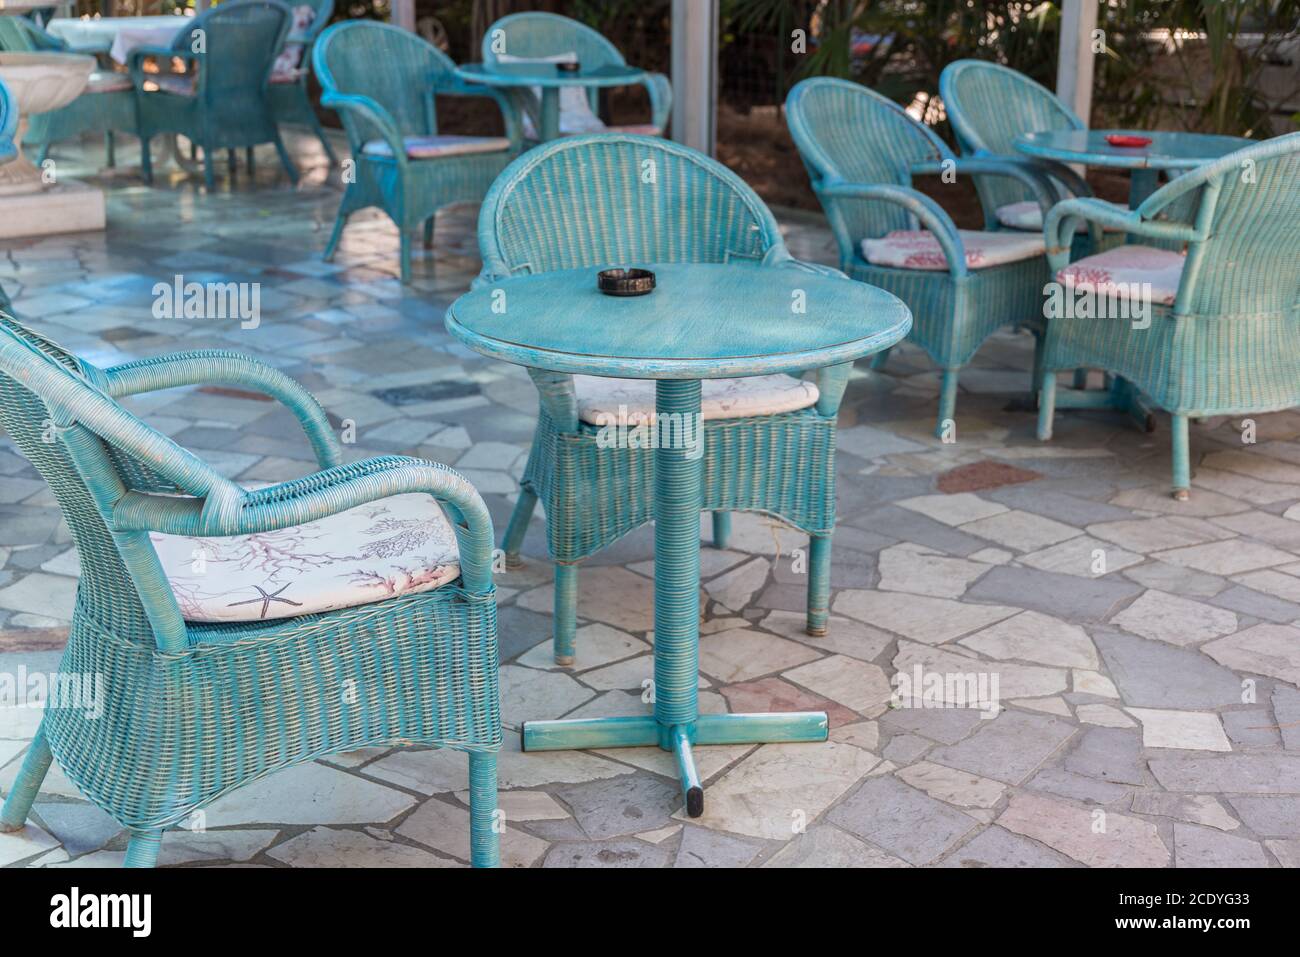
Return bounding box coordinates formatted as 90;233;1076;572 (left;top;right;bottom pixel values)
519;379;829;818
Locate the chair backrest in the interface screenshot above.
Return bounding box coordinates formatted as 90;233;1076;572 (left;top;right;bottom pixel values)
785;77;953;240
476;133;786;279
287;0;333;43
1157;133;1300;318
176;0;290;109
481;12;624;116
0;75;16;167
0;315;188;646
940;59;1083;218
314;19;456;141
0;14;63;52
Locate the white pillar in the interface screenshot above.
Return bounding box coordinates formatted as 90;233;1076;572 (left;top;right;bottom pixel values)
392;0;416;33
1056;0;1098;126
671;0;719;156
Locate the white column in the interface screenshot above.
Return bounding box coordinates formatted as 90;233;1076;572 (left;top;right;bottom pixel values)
671;0;719;156
1056;0;1098;126
392;0;416;33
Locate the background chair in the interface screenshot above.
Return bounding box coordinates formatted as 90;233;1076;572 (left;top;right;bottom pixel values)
0;15;137;168
264;0;338;164
0;314;501;867
1037;133;1300;500
481;11;670;140
786;76;1054;436
479;133;852;665
131;0;298;191
314;19;522;282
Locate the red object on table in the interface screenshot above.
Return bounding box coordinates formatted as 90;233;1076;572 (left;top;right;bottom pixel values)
1106;134;1153;148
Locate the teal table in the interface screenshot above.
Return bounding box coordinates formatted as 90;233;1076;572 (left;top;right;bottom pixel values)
447;262;910;816
455;62;645;141
1014;128;1250;207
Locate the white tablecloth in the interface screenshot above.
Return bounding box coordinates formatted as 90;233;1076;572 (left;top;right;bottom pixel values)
47;15;189;63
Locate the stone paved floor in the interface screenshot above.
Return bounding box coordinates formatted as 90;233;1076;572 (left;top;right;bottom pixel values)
2;132;1300;868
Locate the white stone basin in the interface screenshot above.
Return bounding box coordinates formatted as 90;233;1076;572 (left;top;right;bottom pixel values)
0;51;95;195
0;1;51;13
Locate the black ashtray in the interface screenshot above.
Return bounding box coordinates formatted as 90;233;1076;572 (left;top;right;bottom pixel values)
597;268;656;297
556;61;581;73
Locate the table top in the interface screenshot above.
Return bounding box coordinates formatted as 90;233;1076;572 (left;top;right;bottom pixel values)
456;62;646;89
446;263;911;379
1015;129;1251;170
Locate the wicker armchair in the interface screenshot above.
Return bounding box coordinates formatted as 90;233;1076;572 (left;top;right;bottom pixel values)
263;0;338;164
313;20;523;283
786;77;1055;435
480;134;854;665
481;11;671;141
1037;133;1300;500
0;15;137;168
131;0;299;191
0;315;501;867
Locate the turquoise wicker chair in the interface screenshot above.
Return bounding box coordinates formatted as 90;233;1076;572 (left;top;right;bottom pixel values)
0;314;501;867
0;77;13;315
0;16;137;168
481;133;853;665
939;59;1093;234
481;11;671;140
786;77;1055;435
131;1;299;191
314;20;522;283
264;0;338;164
1037;133;1300;501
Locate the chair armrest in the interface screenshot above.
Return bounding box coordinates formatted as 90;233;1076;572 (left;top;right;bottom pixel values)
912;156;1056;216
102;351;344;471
112;456;496;592
820;179;968;278
435;78;524;150
642;71;672;132
319;91;407;169
965;150;1093;203
1043;196;1197;271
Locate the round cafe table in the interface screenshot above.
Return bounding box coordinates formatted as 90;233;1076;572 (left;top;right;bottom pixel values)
447;261;911;816
1014;128;1251;207
455;62;646;142
46;15;189;63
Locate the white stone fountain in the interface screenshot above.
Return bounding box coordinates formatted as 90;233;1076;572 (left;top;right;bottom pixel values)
0;50;107;237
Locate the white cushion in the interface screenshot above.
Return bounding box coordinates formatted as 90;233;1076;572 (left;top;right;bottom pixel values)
575;374;819;427
361;134;511;160
86;70;133;94
497;51;605;137
860;229;1045;271
151;491;461;623
996;199;1127;233
1056;245;1186;307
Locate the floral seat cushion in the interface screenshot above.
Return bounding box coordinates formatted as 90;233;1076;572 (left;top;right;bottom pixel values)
1056;244;1186;307
860;229;1045;271
574;374;819;426
269;4;317;83
361;134;512;160
86;70;133;94
151;491;461;623
996;199;1127;232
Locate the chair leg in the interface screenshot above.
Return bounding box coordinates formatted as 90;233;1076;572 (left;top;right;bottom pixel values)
467;750;499;868
423;217;434;249
0;726;52;832
35;142;50;166
272;133;298;184
502;488;537;568
553;563;578;666
306;108;338;165
324;210;349;262
806;533;832;637
105;131;115;168
227;148;237;179
202;149;216;191
246;146;255;176
1171;413;1191;501
399;232;412;284
870;346;891;371
1037;370;1057;441
1072;368;1089;390
935;368;959;439
141;132;154;184
711;511;731;549
124;829;163;868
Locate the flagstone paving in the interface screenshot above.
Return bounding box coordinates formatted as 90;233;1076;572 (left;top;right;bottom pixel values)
0;134;1299;867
